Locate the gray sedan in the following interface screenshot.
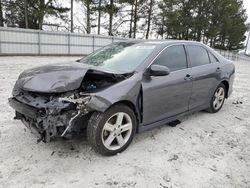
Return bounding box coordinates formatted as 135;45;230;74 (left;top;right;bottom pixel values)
9;40;235;155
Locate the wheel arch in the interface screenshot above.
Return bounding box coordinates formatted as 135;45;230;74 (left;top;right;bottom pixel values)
108;99;141;132
221;80;229;98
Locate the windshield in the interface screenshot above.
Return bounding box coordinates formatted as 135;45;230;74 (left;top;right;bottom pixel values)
79;42;155;72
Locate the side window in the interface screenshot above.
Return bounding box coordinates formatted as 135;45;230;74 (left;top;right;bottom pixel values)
187;45;210;67
208;52;219;63
153;45;187;72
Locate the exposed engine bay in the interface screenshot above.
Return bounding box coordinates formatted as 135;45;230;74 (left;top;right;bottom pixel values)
9;68;132;142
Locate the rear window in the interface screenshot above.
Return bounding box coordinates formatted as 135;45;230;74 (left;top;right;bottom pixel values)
208;52;219;63
187;45;210;67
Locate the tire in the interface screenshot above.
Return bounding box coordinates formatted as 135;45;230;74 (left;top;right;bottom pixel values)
206;83;226;113
87;104;137;156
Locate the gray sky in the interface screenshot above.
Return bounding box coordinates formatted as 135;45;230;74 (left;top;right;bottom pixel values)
243;0;250;53
244;0;250;22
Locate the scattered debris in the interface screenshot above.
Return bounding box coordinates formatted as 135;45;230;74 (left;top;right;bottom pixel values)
168;120;181;127
209;165;217;172
163;175;171;182
179;127;185;131
51;151;55;156
70;179;79;183
168;154;179;161
159;183;168;188
235;116;243;121
121;181;137;187
150;133;156;140
106;179;119;186
233;100;243;105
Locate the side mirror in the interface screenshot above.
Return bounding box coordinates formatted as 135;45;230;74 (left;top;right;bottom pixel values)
145;65;170;77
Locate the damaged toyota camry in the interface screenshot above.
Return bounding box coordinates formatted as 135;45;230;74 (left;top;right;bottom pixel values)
9;40;235;155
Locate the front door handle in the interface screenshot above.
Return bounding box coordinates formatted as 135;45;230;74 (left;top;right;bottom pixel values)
184;74;193;80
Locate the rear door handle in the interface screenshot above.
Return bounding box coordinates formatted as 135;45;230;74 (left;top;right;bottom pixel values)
184;74;193;80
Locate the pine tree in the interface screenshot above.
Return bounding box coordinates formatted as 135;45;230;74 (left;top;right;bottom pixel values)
156;0;247;50
4;0;69;29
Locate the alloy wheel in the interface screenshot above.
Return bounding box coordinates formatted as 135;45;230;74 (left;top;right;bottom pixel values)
213;87;225;110
101;112;133;151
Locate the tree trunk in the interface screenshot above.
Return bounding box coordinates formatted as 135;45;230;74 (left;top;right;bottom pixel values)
129;4;134;38
133;0;138;38
97;0;101;34
108;0;114;36
161;15;164;39
145;0;153;39
0;0;3;27
24;0;28;28
86;1;91;34
71;0;74;32
38;0;45;30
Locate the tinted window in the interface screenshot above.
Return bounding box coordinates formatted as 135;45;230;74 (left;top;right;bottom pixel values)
187;45;210;67
153;45;187;72
208;52;219;63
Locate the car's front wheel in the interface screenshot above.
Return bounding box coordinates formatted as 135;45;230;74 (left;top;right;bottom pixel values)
207;83;226;113
87;104;137;156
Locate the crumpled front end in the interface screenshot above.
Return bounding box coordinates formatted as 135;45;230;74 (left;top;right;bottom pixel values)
9;89;93;142
8;63;134;142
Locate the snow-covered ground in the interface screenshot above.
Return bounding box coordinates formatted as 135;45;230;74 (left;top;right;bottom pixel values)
0;56;249;188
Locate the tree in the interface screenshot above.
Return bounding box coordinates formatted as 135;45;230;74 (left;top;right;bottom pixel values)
71;0;74;32
145;0;153;39
102;0;119;36
157;0;247;50
4;0;69;29
0;0;3;26
97;0;101;34
24;0;28;28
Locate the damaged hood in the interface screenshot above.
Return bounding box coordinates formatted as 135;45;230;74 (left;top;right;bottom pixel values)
15;62;118;93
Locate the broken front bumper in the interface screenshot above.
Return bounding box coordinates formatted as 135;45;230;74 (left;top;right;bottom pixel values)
8;96;90;142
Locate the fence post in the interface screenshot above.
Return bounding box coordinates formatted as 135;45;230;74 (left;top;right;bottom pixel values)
92;36;95;52
38;31;41;55
68;33;70;55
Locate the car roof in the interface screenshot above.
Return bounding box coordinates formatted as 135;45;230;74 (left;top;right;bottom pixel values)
119;39;203;47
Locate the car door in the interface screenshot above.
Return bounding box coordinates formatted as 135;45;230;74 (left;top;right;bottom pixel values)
186;45;221;109
142;45;193;126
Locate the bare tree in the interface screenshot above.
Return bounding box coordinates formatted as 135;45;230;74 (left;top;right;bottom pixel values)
0;0;3;26
97;0;101;34
129;3;134;38
24;0;28;28
108;0;114;36
133;0;138;38
145;0;153;39
86;0;91;33
71;0;74;32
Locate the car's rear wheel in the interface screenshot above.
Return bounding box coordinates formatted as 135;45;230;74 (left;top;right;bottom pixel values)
207;83;226;113
87;104;137;156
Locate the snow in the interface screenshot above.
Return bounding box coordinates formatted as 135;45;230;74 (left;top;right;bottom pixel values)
0;56;249;187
